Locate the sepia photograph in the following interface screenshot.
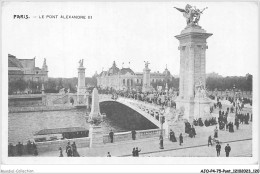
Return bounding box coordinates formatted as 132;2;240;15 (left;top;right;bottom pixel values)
1;1;259;173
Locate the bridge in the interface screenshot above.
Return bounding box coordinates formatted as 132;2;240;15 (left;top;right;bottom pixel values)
98;94;181;135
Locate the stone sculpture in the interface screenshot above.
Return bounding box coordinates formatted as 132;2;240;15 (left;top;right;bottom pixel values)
174;4;208;26
79;59;84;67
144;61;150;69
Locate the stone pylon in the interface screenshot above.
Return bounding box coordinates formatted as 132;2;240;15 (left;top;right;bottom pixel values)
88;88;103;147
175;24;212;122
88;88;101;122
142;61;153;93
77;59;87;104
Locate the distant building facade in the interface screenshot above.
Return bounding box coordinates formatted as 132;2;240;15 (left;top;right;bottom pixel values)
8;54;48;82
96;61;173;91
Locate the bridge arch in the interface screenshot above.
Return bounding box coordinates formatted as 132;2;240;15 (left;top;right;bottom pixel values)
99;99;160;131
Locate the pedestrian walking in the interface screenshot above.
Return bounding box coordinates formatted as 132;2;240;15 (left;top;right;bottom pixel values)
235;120;239;130
191;126;196;138
67;146;73;157
109;130;114;143
214;126;218;138
225;144;231;157
169;129;177;142
208;135;213;146
216;142;221;157
131;130;136;140
59;147;63;157
179;133;183;146
135;147;141;157
107;152;111;157
132;148;136;157
66;142;72;157
72;142;80;157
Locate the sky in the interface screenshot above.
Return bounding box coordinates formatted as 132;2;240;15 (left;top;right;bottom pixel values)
2;1;259;78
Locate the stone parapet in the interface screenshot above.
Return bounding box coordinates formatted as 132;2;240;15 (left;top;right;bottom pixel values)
103;128;165;144
9;105;75;113
36;137;90;153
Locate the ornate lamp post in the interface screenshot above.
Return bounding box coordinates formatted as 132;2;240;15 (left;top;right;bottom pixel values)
159;106;165;149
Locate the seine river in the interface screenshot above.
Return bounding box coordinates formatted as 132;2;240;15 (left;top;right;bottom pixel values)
8;108;128;144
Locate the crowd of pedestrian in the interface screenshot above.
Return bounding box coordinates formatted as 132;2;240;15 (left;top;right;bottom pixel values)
8;141;38;157
59;141;80;157
184;122;196;138
98;87;177;108
193;117;217;127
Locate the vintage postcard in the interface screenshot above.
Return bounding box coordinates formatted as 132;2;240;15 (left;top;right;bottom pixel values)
1;1;259;173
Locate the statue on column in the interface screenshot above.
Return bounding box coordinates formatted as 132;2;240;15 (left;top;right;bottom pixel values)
144;61;150;68
174;4;208;26
79;59;84;67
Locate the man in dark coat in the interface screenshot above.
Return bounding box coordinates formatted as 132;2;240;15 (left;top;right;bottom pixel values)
235;117;239;130
66;142;72;157
228;122;234;133
16;142;23;156
131;130;136;140
225;144;231;157
67;146;73;157
132;148;136;157
191;126;196;138
135;147;141;157
245;113;249;124
216;142;221;157
208;135;212;146
219;110;222;117
109;130;114;143
179;133;183;146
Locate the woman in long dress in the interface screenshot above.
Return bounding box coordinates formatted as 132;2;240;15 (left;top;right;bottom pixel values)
172;131;177;142
72;142;80;157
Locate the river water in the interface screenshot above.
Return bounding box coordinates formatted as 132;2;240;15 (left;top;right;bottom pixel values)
8;108;128;144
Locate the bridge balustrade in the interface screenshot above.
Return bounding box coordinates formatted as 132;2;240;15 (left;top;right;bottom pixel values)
103;128;165;144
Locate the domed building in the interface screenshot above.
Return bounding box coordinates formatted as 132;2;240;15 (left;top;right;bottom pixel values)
97;61;173;91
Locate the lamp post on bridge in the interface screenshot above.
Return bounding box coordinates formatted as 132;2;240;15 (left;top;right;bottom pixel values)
159;105;165;149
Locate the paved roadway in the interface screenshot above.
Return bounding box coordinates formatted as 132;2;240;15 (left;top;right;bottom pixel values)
140;139;252;157
35;122;252;157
